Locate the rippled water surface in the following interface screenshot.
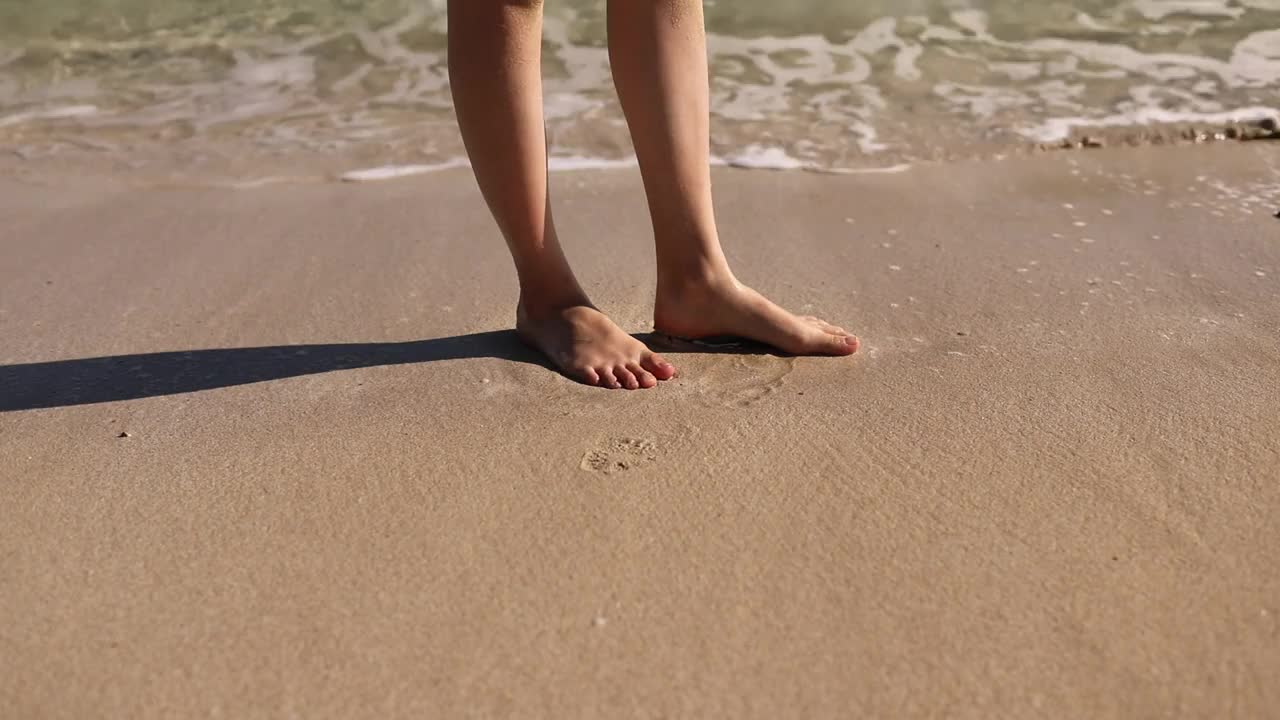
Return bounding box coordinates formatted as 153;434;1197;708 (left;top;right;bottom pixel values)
2;0;1278;172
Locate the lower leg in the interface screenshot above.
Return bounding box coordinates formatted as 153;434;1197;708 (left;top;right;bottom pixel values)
607;0;858;355
605;0;725;282
447;0;578;303
447;0;674;387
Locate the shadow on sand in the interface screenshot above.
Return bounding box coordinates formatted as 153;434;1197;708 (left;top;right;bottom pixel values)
0;331;762;412
0;331;548;412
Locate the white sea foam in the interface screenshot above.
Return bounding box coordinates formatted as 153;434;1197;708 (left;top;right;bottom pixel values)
339;155;642;182
545;155;638;171
0;104;98;128
716;146;807;170
340;159;469;182
336;149;907;185
714;145;910;173
2;1;1279;172
1023;106;1280;142
820;163;913;175
1133;0;1243;20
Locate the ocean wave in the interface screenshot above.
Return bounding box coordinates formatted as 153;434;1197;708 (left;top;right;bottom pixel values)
1;0;1278;172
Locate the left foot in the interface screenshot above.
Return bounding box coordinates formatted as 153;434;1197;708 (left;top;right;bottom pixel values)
653;274;860;355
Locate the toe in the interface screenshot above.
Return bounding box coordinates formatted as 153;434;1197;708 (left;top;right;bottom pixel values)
627;363;658;389
641;353;677;380
614;366;640;390
598;367;623;389
579;367;601;386
825;333;859;355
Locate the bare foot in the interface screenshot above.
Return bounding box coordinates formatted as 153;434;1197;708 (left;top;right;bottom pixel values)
517;301;677;389
654;275;859;356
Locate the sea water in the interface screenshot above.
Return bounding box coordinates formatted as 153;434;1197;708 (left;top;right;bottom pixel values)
1;0;1277;175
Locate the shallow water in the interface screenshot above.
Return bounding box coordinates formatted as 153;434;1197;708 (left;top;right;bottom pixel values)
1;0;1278;173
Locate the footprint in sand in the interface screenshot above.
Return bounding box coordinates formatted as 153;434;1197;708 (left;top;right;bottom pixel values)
652;335;797;408
695;354;797;407
580;437;659;475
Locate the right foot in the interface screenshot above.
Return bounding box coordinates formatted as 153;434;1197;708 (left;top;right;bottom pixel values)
653;274;859;356
516;301;677;389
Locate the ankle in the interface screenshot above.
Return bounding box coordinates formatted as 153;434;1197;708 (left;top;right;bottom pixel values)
517;287;592;320
513;262;588;311
655;257;737;300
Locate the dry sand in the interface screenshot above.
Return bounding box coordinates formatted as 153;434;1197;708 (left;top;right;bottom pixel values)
2;144;1279;718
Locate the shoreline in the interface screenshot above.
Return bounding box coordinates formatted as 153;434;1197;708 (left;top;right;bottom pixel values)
3;111;1279;190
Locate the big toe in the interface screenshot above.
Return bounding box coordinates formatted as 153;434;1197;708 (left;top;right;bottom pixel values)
641;353;677;380
798;329;858;356
830;333;860;355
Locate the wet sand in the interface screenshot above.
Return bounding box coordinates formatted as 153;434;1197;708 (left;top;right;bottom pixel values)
2;144;1279;718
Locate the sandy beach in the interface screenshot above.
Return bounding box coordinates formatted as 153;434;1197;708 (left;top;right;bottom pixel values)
2;143;1279;717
